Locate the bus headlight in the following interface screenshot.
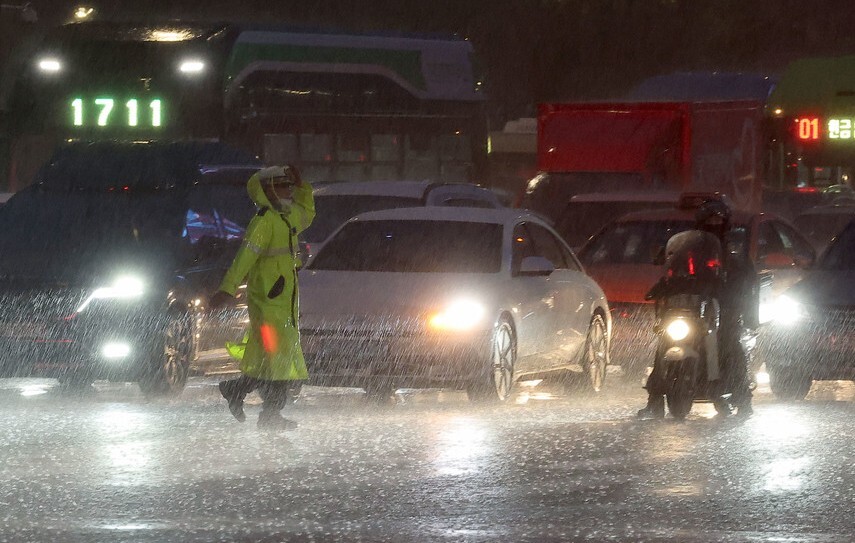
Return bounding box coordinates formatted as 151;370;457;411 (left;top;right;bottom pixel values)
37;57;62;73
178;59;205;75
665;319;691;341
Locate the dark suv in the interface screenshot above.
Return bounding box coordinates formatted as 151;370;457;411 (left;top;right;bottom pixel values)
0;141;261;394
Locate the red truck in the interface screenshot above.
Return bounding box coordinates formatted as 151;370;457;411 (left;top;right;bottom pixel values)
522;101;766;234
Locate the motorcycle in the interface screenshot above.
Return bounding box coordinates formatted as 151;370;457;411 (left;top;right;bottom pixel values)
646;230;732;420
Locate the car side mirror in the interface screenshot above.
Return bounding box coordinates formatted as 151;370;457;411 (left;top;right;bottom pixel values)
763;251;795;269
519;256;555;276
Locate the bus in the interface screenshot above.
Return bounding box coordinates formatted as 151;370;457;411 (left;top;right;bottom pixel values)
765;56;855;215
0;21;487;191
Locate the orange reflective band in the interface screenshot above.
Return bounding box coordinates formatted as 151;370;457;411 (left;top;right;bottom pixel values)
260;323;279;353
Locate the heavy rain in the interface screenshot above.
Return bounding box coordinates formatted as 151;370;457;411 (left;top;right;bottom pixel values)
1;2;854;542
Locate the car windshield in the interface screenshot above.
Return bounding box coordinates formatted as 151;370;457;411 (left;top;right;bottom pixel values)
184;183;258;244
555;200;677;247
578;220;695;266
309;219;503;273
817;221;855;270
0;186;186;281
301;195;422;243
794;212;855;248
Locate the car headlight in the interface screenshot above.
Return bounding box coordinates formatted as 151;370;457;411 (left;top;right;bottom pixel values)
77;276;145;312
428;300;486;331
774;295;807;325
665;319;691;341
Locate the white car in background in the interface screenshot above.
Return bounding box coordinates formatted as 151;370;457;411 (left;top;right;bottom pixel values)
298;207;611;402
299;180;503;261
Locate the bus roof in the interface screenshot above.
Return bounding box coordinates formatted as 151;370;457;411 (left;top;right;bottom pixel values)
225;28;483;102
45;21;229;42
42;21;484;103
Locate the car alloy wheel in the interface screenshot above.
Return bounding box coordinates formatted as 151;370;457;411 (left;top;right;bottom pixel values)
140;312;192;396
585;314;608;393
468;317;516;402
492;321;516;400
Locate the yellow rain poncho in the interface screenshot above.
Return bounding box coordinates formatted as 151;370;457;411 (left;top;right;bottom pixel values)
218;172;315;381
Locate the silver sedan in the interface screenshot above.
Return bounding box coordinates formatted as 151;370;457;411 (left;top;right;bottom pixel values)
298;207;611;402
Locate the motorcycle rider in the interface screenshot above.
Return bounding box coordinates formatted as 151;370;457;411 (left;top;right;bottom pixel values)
637;199;756;419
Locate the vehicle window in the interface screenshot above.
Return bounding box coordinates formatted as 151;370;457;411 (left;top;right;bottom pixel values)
404;135;439;179
511;223;537;275
554;200;676;247
794;213;855;248
370;134;401;180
38;148;181;190
183;206;219;245
772;221;815;263
301;195;421;243
757;221;787;260
300;134;333;162
818;222;855;270
0;189;185;280
185;185;257;244
557;236;583;272
371;134;400;162
526;223;569;269
577;220;694;266
310;220;502;273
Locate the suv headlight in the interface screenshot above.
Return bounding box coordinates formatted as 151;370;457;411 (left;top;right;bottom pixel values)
774;295;808;325
77;276;145;312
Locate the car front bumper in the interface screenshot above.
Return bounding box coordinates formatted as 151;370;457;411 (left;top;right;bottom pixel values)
300;327;492;388
0;311;162;380
758;308;855;380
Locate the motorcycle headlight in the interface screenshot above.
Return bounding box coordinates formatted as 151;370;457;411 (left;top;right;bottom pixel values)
665;319;691;341
429;300;486;331
774;295;807;325
77;276;145;313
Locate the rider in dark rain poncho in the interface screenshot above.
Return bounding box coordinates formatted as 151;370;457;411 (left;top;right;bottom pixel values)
638;199;757;419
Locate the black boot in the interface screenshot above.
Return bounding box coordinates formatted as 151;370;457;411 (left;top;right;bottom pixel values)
713;397;733;417
735;403;753;418
257;408;298;430
734;397;753;418
636;394;665;419
219;381;246;423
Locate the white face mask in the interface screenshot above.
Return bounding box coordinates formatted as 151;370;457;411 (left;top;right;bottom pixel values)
278;197;293;209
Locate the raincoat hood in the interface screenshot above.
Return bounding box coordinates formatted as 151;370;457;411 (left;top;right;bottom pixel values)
247;173;275;210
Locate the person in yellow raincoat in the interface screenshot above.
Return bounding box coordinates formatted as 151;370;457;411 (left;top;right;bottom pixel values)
210;165;314;429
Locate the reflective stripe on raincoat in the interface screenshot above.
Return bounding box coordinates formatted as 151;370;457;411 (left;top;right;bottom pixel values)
218;173;315;381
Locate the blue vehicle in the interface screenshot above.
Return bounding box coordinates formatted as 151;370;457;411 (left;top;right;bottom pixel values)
0;141;263;394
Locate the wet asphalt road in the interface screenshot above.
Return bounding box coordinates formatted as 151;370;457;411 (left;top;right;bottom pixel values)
1;375;854;543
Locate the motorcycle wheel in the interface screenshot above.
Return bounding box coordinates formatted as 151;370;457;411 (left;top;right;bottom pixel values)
665;363;697;420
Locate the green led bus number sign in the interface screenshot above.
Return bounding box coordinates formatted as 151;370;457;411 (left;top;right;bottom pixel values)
70;97;163;128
